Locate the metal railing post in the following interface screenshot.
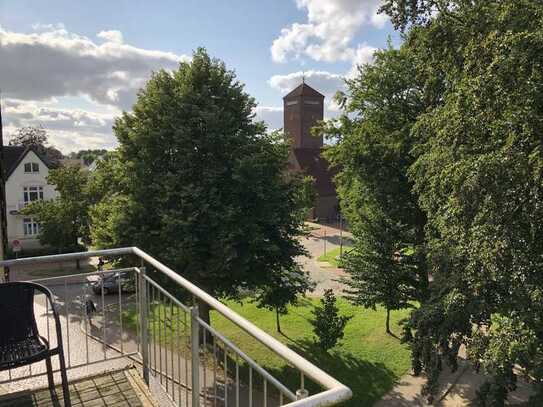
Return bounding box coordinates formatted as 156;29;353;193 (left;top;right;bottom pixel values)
139;266;150;385
191;305;200;407
296;373;309;400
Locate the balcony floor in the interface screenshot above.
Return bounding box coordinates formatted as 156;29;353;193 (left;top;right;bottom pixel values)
0;368;156;407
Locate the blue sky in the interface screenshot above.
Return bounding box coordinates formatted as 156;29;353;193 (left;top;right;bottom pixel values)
0;0;400;152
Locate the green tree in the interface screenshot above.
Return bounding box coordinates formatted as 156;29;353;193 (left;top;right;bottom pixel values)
254;266;314;334
311;289;352;351
297;175;317;220
91;48;310;324
88;151;135;250
9;126;63;165
24;166;90;266
318;44;433;334
376;0;543;403
69;149;108;166
9;126;48;147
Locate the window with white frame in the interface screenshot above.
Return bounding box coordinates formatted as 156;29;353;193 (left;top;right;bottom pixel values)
23;186;44;203
23;218;40;236
24;162;40;173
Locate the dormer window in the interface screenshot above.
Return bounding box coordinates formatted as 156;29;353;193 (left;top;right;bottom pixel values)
24;162;40;173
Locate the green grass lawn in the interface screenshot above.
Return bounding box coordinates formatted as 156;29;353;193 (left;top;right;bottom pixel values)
317;247;352;268
124;297;411;406
318;245;416;268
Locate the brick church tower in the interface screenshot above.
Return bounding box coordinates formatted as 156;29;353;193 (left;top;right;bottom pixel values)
283;82;324;149
284;82;338;220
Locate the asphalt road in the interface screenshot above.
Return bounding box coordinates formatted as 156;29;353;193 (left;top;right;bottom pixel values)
298;222;352;296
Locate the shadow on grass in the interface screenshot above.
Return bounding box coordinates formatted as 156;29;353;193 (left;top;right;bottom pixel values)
268;337;399;406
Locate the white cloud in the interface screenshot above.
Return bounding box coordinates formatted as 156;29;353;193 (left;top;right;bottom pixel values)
271;0;385;64
269;70;345;99
97;30;124;44
31;23;66;32
258;70;346;130
271;23;314;63
0;24;192;152
0;25;189;110
346;43;377;77
2;98;117;153
268;44;378;119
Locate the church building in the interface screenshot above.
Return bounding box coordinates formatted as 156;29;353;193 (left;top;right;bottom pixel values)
283;82;338;221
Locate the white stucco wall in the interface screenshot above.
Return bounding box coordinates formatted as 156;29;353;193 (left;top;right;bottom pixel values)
5;150;58;250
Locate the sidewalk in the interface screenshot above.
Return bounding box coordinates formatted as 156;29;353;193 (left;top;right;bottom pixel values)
300;221;351;296
376;352;533;406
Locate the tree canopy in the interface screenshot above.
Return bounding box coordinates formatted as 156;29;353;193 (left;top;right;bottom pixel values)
69;149;108;166
319;44;431;334
9;126;63;165
327;0;543;403
90;48;310;322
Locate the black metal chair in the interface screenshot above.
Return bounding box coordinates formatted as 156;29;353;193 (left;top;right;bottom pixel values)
0;282;71;406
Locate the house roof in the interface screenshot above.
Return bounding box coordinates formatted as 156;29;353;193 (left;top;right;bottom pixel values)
2;146;53;179
283;83;325;99
291;148;336;196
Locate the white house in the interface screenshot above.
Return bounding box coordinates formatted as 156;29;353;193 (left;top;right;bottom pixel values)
2;146;58;250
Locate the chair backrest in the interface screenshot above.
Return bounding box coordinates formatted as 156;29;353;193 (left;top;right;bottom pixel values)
0;282;43;346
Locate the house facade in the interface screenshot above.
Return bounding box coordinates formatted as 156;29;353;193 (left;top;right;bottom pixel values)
2;146;57;250
283;82;338;221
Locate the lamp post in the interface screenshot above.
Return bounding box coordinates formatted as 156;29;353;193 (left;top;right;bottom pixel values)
339;213;343;258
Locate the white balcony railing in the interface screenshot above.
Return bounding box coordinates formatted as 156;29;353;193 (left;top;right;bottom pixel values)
0;248;352;406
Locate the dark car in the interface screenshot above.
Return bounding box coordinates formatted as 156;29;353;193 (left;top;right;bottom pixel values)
92;271;134;295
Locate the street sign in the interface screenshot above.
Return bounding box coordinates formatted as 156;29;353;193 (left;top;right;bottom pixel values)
12;239;21;253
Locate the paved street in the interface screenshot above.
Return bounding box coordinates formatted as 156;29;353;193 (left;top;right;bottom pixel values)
298;222;352;296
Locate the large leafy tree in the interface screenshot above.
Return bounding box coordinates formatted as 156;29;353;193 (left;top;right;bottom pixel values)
375;0;543;403
91;48;310;323
318;44;434;334
9;126;63;165
88;151;134;249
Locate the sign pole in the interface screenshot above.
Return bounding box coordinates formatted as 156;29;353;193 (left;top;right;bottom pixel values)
339;213;343;257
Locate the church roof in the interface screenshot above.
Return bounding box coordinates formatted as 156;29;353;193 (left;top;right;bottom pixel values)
291;148;336;196
283;83;325;99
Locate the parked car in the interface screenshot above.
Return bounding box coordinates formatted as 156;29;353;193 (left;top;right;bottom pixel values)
92;271;134;295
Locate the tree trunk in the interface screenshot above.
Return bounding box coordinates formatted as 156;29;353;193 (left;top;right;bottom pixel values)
276;307;282;334
386;308;392;335
76;258;81;270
